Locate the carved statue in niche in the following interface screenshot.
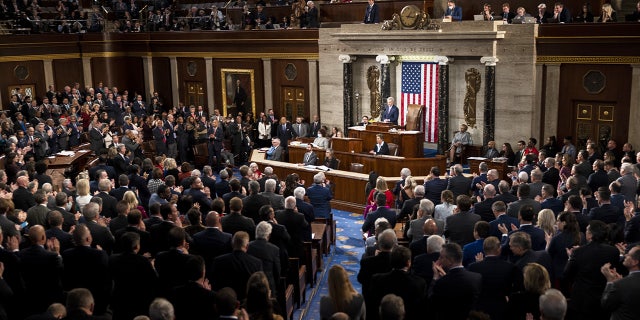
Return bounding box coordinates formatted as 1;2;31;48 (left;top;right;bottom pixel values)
290;0;306;28
463;68;481;128
367;65;381;119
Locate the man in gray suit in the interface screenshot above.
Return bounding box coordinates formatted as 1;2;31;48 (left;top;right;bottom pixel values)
300;144;318;166
260;179;284;210
292;117;309;138
601;245;640;320
33;123;49;160
617;163;638;201
507;184;541;218
27;189;50;227
407;199;442;241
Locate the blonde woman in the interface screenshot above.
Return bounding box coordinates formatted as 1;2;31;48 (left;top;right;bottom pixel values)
399;175;417;204
163;158;179;181
366;177;394;209
508;263;551;319
536;209;557;237
75;179;92;212
123;190;148;218
598;3;617;22
319;265;365;320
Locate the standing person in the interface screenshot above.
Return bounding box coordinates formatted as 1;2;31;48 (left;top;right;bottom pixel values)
208;119;224;169
257;114;272;148
600;245;640;320
153;119;167;156
276;117;294;149
233;79;247;114
306;1;319;28
448;124;471;165
363;0;379;24
380;97;399;125
564;220;620;320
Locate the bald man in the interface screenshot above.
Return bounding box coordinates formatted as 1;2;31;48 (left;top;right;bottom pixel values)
20;225;64;315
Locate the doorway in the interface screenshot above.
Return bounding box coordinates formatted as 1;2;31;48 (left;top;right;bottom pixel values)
574;101;616;151
184;82;204;108
282;86;306;121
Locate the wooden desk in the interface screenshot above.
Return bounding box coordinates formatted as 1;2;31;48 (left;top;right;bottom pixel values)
348;127;424;158
45;150;94;188
467;158;510;181
330;137;363;154
252;150;393;211
287;145;446;178
311;223;326;270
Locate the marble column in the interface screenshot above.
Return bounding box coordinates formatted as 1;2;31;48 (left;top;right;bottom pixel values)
480;56;498;147
543;63;561;141
629;64;640;149
262;58;273;114
377;55;391;108
82;57;92;89
142;56;154;102
308;59;319;119
205;57;214;114
436;56;450;155
43;59;54;89
339;54;355;133
169;57;179;110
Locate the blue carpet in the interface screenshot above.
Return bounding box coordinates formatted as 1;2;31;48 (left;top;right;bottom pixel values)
293;210;365;320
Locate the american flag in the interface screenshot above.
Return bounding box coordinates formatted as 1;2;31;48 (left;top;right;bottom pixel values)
400;62;439;143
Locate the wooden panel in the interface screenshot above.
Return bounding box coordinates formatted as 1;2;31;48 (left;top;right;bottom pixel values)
271;59;311;120
556;64;631;149
0;60;46;105
90;57;145;97
213;59;264;116
348;128;424;158
288;145;445;180
468;158;510;181
152;57;172;105
177;58;206;108
331;137;363;154
52;59;84;91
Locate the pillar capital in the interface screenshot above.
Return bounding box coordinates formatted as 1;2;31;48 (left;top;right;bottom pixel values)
338;54;356;63
480;56;499;66
435;56;451;65
376;55;391;65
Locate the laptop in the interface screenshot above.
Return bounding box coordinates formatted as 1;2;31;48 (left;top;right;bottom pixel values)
524;16;536;23
473;15;484;21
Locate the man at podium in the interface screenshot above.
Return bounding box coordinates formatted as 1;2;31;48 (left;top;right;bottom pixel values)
381;97;399;125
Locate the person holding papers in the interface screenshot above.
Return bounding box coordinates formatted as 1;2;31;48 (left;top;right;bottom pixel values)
265;138;283;161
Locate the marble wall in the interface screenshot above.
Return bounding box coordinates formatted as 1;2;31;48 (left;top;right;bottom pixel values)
318;21;540;149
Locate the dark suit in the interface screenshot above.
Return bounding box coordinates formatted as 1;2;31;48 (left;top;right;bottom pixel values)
109;252;157;320
45;228;74;253
430;267;482;320
489;214;520;238
542;167;560;190
601;272;640;320
424;177;448;205
61;245;111;314
89;127;104;154
471;197;498;222
495;192;518;205
296;198;315;240
109;186;129;202
372;142;390;155
362;206;397;235
112;154;130;178
95;192;118;218
507;198;542;219
13;187;36;212
301;150;318;165
357;251;391;319
363;3;379;23
242;194;271;224
276;122;294;148
564;241;620;320
589;203;621;224
447;175;471;198
19;245;64;314
211;251;262;301
588;169;609;192
214;180;230;198
149;221;175;255
411;252;439;287
444;211;481;246
26;205;49;228
168;282;217;320
108;215;128;235
307;184;332;218
222;191;245;214
370;269;426;320
540;197;564;215
113;226;152;255
380;105;399;125
85;220;115;255
275;209;309;259
247;239;281;296
468;256;522;320
221;212;256;240
155;248;194;296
